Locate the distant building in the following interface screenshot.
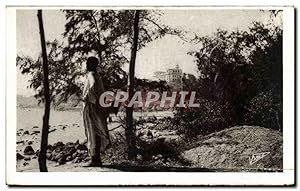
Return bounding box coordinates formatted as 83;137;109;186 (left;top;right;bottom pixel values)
154;64;183;90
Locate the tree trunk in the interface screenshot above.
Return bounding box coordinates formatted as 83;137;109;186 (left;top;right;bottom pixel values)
37;10;50;172
126;10;140;160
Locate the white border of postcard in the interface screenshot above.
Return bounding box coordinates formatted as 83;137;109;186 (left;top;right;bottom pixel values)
6;6;295;186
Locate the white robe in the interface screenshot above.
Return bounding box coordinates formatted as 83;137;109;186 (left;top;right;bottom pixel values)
82;71;110;156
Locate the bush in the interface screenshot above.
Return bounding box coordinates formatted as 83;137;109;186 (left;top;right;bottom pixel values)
172;99;234;137
244;90;282;131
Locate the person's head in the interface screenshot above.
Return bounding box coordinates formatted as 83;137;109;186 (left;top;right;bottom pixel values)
86;56;99;72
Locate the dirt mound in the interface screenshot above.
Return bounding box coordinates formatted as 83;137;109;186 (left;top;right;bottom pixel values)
183;126;283;171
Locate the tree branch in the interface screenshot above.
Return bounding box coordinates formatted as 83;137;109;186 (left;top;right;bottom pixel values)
140;16;189;42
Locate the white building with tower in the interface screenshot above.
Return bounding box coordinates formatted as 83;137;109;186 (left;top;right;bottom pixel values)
154;64;183;90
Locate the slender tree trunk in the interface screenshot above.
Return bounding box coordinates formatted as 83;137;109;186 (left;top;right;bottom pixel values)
126;10;140;160
37;10;50;172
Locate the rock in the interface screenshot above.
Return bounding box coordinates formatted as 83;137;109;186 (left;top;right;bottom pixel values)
24;146;35;155
57;156;66;165
23;131;29;135
136;154;143;161
79;150;88;154
50;150;57;159
73;157;80;163
35;149;40;156
46;152;52;159
62;126;67;130
66;148;76;156
82;152;88;158
47;145;53;151
23;162;29;166
53;153;65;162
16;140;24;144
31;130;40;135
157;154;163;159
72;151;78;159
49;129;56;133
54;142;64;147
66;156;72;162
147;130;153;138
75;144;88;151
17;153;25;160
27;141;33;145
65;142;75;148
53;142;64;152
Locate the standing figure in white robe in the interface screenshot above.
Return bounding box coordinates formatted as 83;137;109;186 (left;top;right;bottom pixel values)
82;56;111;167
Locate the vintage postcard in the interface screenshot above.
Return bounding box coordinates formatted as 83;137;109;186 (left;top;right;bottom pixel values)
6;6;295;186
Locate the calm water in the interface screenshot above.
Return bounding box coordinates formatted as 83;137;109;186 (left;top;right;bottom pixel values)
17;107;173;144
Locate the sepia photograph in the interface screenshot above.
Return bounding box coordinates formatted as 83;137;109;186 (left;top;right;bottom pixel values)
6;6;295;186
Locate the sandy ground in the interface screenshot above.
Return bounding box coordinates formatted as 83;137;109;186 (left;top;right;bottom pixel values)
183;126;283;171
17;160;120;172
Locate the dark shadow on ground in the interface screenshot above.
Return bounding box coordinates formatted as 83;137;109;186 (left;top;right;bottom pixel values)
101;164;213;172
100;164;282;172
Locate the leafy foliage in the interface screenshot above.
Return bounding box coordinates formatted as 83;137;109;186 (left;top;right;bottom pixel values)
244;90;282;131
173;100;234;137
185;20;282;131
63;10;183;91
17;10;181;106
17;40;83;106
182;73;198;91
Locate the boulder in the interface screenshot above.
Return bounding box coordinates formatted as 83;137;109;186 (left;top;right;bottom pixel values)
16;140;24;144
53;152;65;162
75;144;88;151
66;147;76;156
66;156;72;162
46;152;52;159
35;149;40;156
54;141;64;147
72;157;80;163
17;153;25;160
72;151;78;159
57;156;66;165
24;157;31;161
47;144;53;151
23;146;35;155
31;130;40;135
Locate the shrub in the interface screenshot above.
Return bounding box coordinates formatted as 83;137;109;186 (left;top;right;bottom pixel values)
172;99;234;137
244;90;282;131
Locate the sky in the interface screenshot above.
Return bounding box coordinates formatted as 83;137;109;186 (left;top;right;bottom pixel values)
16;9;281;96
